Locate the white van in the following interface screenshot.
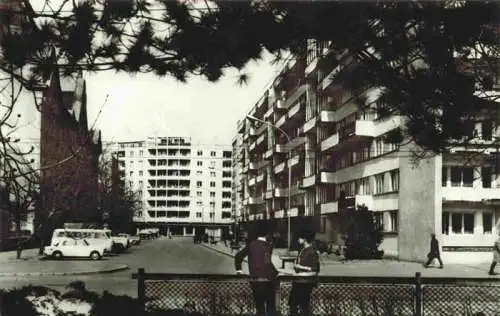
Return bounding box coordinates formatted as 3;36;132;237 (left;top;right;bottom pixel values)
51;229;113;253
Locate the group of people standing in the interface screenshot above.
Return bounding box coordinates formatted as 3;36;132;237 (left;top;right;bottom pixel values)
234;225;319;316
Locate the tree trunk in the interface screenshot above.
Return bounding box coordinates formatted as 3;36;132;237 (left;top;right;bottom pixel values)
15;212;22;260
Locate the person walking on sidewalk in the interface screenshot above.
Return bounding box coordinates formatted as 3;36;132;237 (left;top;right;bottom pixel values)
424;233;443;269
235;224;278;316
288;229;320;316
488;232;500;275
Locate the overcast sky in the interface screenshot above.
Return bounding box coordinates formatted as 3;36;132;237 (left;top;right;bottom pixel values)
85;53;281;145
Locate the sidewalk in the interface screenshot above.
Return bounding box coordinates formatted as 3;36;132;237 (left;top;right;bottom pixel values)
0;248;129;276
202;242;500;280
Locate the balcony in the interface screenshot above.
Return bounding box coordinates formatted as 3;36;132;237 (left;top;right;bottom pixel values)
249;141;256;152
256;124;267;135
274;161;286;174
275;114;287;128
320;133;339;152
264;106;274;120
288;102;303;120
264;148;274;160
248;177;256;186
320;201;338;215
249;162;258;170
302;117;317;134
256;174;265;183
288;154;301;168
284;137;307;152
256;134;265;145
248;127;258;136
305;57;319;75
320;171;335;183
321;65;342;91
278;84;309;110
320;110;336;123
264;190;274;200
237;119;245;133
301;175;316;188
442;187;500;203
274;187;287;197
276;144;287;153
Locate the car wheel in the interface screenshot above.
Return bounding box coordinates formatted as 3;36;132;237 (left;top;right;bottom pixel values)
90;251;101;260
53;251;63;260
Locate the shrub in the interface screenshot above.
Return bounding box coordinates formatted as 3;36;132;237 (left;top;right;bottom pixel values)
341;204;384;260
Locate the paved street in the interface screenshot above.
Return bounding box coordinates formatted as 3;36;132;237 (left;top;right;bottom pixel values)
0;238;241;297
1;238;498;300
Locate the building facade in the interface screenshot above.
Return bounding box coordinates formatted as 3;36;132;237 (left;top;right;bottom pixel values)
233;40;500;263
39;69;102;238
111;137;233;238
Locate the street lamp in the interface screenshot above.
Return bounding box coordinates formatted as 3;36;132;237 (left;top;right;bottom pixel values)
246;115;292;254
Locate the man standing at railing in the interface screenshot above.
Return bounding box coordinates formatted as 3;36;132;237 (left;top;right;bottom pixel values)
288;229;320;316
488;232;500;275
235;223;278;316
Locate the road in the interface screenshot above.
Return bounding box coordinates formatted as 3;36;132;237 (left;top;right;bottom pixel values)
0;238;240;297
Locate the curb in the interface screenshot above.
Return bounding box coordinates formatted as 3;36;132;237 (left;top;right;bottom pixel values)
0;264;130;277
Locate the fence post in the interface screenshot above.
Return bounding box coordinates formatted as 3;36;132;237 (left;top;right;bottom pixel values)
137;268;146;315
415;272;422;316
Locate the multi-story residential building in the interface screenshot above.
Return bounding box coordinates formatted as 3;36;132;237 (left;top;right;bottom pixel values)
111;137;233;238
233;40;500;264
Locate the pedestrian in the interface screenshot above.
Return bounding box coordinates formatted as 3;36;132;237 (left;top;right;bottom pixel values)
235;223;278;316
288;229;320;316
488;231;500;275
168;231;172;240
424;233;443;269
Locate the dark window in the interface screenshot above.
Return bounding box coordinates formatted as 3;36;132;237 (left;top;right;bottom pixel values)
223;171;232;178
450;167;461;187
223;160;232;168
222;201;231;208
222;212;232;219
482;120;493;141
462;167;473;187
223;151;232;158
451;213;462;233
482;167;492;188
441;167;447;187
222;181;231;188
483;213;493;233
442;212;449;235
463;213;474;233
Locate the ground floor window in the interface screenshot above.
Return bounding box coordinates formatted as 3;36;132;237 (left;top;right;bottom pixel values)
185;226;193;234
442;211;476;234
320;217;326;234
373;212;384;231
483;213;494;233
388;210;398;233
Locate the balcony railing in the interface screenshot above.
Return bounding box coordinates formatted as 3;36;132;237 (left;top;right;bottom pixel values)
133;270;500;316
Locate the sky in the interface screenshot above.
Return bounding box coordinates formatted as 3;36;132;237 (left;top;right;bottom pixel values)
85;53;281;146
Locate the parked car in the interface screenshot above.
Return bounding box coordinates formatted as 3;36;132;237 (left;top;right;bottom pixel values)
43;238;105;260
119;233;140;245
110;234;129;253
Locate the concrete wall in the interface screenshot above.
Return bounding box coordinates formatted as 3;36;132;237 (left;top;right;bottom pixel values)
380;234;398;257
398;146;442;261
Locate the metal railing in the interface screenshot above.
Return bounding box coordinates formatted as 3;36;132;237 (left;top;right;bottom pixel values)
132;269;500;316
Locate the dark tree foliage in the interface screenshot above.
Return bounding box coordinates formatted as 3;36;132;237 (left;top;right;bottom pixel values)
0;0;499;152
340;204;384;260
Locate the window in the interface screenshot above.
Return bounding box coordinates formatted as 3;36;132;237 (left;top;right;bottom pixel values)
482;167;492;188
222;181;231;188
196;170;203;175
139;171;143;177
210;181;216;188
130;151;134;157
196;191;202;197
483;213;493;234
442;212;450;235
222;160;231;168
197;150;203;156
196;181;202;188
197;161;203;166
209;202;215;208
210;171;216;177
375;174;385;194
388;211;398;232
129;171;134;177
210;192;216;197
196;201;203;206
139;180;143;187
374;213;384;231
450;212;475;234
196;212;202;218
210;151;216;157
482;120;493;141
442;167;448;187
222;201;231;208
450;167;461;187
210;161;216;168
223;171;231;178
209;212;215;219
222;212;232;219
139;150;143;156
462;167;473;187
390;170;399;192
222;191;231;198
320;217;326;234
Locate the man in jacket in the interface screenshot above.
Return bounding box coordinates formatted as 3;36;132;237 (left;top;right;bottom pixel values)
488;232;500;275
424;233;444;268
235;224;278;316
288;229;320;316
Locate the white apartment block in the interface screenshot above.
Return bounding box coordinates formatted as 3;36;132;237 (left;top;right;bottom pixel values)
233;40;500;264
112;136;233;237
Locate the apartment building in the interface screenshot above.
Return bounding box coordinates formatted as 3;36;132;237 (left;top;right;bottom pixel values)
233;40;500;264
112;137;233;238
